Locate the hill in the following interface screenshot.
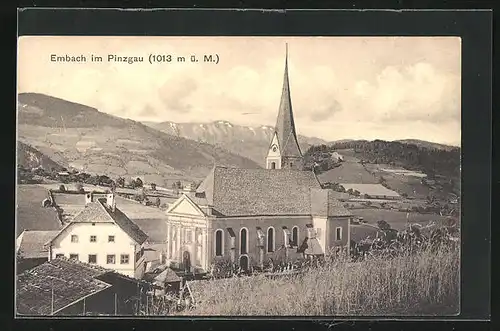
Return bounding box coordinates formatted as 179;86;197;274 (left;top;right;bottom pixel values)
326;140;460;179
142;121;327;166
17;141;64;172
17;93;261;185
395;139;458;152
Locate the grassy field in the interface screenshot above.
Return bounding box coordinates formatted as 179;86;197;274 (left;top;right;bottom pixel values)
351;208;449;231
177;246;459;316
16;185;61;236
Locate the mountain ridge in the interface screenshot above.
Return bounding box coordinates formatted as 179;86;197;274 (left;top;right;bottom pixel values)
17;93;261;184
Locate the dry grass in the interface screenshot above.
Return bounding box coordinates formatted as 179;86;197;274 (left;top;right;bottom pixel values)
177;246;459;316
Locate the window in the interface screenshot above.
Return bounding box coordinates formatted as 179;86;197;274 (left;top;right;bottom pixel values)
71;235;78;243
88;254;97;264
108;235;115;243
240;228;248;255
292;226;299;246
107;255;116;264
69;254;79;260
90;235;97;243
55;254;64;259
290;162;293;168
120;254;129;264
271;162;276;169
335;227;343;241
215;229;223;257
267;227;275;253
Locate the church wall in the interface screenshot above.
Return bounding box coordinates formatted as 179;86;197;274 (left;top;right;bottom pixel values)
208;216;312;268
326;217;351;250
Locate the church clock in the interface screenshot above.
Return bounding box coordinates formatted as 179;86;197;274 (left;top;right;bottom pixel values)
271;144;278;153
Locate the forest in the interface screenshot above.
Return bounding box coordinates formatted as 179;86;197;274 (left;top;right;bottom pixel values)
304;140;460;179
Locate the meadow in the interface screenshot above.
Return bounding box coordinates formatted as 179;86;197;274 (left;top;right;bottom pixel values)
175;244;459;316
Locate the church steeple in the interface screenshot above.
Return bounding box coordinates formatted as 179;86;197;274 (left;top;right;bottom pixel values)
266;44;304;170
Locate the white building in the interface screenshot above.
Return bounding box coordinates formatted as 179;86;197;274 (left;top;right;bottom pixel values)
46;193;149;279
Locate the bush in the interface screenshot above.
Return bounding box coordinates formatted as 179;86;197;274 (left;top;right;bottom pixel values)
59;185;66;192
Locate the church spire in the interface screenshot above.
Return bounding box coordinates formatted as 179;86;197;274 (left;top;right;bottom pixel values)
266;44;304;170
274;43;302;158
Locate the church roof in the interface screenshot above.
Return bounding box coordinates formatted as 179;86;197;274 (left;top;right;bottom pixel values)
310;189;353;217
273;44;302;158
195;166;322;217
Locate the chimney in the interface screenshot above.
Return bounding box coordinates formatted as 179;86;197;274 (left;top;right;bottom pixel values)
85;192;93;204
106;193;116;212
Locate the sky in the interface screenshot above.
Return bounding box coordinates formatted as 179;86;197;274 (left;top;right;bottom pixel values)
18;36;461;146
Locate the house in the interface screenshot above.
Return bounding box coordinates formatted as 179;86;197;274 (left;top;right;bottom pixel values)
45;192;149;279
16;258;155;316
143;266;182;295
16;230;59;274
330;152;344;162
164;47;353;273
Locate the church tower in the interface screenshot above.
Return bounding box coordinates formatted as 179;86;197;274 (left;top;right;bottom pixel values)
266;44;304;170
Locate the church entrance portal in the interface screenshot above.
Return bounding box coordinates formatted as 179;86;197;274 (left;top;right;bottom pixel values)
239;255;249;271
182;251;191;273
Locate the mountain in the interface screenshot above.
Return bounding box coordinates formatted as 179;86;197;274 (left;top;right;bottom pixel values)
142;120;328;166
395;139;459;151
17;141;64;171
17;93;261;185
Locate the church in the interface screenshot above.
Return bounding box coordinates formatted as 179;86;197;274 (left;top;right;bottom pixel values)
164;47;353;272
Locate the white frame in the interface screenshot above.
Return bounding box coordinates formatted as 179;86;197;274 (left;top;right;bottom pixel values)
240;227;249;255
239;254;250;270
292;226;299;247
335;226;343;241
214;229;224;257
267;226;275;253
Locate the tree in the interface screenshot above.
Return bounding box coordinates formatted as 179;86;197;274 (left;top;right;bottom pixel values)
150;183;157;191
155;197;161;208
377;220;391;231
59;185;66;192
75;183;84;193
135;177;143;188
116;177;125;188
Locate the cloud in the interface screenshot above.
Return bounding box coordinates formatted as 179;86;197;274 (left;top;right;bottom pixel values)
346;62;460;125
309;99;342;122
158;77;198;113
138;104;158;117
17;36;461;144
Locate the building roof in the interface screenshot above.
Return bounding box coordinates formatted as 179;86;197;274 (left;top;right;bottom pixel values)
273;44;302;158
310;189;353;217
16;230;59;259
16;258;112;315
340;184;400;197
154;267;181;284
48;198;148;245
195;166;322;217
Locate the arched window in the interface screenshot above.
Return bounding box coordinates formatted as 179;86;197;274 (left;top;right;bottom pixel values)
271;162;276;169
292;226;299;246
335;227;343;241
267;227;275;253
215;229;224;257
240;228;248;254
